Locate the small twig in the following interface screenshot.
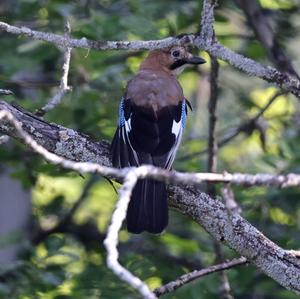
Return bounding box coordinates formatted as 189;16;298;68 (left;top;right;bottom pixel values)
213;242;234;299
36;21;72;116
154;257;247;297
221;185;241;215
207;55;219;194
249;90;286;122
104;175;118;194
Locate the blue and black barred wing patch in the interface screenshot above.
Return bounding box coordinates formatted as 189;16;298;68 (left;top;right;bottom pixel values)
111;97;139;168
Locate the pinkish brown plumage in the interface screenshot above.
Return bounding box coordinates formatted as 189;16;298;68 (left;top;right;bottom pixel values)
111;46;205;233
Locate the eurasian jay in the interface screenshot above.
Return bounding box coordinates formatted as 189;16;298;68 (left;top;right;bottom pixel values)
111;46;206;234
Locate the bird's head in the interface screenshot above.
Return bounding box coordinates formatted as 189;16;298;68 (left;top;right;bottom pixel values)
140;46;206;75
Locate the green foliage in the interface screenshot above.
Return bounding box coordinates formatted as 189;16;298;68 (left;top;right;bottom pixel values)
1;0;300;298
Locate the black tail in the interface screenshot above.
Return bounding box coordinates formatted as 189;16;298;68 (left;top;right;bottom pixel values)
126;179;168;234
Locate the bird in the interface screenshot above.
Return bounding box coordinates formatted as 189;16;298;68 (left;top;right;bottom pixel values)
111;46;206;234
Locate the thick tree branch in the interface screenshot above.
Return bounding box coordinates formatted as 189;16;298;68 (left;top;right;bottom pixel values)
2;100;300;188
2;101;300;188
1;101;300;296
0;107;157;299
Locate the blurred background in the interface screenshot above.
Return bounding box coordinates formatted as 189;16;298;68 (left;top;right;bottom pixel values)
0;0;300;298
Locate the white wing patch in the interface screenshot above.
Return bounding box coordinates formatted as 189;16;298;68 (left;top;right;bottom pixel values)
125;117;132;133
165;100;187;170
165;119;184;170
121;116;139;165
171;119;181;136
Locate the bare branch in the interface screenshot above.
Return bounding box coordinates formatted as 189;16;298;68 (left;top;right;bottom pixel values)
0;21;194;51
36;21;72;116
154;257;247;297
2;101;300;188
1;20;300;97
207;56;219;192
200;41;300;97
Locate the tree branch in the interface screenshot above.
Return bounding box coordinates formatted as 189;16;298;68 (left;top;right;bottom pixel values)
0;21;194;51
235;0;300;79
207;56;234;299
154;257;247;297
36;21;72;116
196;0;300;98
2;0;300;296
0;106;157;299
1;101;300;296
207;56;219;193
1;19;300;97
180;90;285;161
2;100;300;187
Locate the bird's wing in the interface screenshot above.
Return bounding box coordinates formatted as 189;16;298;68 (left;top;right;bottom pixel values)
155;99;188;170
111;97;188;169
111;97;140;168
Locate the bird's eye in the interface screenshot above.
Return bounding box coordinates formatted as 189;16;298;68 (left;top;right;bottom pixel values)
172;50;180;58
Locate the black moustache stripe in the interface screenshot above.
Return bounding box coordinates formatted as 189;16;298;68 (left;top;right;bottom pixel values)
170;59;187;70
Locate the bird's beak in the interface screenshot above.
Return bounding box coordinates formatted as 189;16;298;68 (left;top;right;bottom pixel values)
186;56;206;65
